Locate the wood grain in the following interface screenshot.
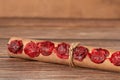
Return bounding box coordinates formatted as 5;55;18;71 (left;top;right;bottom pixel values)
0;18;120;27
0;0;120;78
1;26;120;80
1;26;120;39
0;0;120;19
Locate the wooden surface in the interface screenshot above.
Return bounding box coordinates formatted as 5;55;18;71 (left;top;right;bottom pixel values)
0;0;120;79
0;0;120;19
0;22;120;80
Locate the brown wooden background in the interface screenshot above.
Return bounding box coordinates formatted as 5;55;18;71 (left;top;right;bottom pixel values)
0;0;120;18
0;0;120;80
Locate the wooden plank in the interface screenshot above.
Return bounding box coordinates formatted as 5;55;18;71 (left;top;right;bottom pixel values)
0;26;120;39
0;61;119;80
0;62;119;80
0;0;120;19
0;38;120;80
0;18;120;27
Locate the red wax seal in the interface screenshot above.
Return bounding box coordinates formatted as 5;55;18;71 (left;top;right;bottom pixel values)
24;41;40;58
73;46;89;61
54;42;70;59
8;40;23;54
109;51;120;66
37;41;54;56
89;48;109;64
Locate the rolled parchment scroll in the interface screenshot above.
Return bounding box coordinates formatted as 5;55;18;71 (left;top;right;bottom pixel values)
7;37;120;72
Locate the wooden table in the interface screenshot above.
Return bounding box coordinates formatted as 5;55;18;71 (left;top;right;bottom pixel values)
0;20;120;80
